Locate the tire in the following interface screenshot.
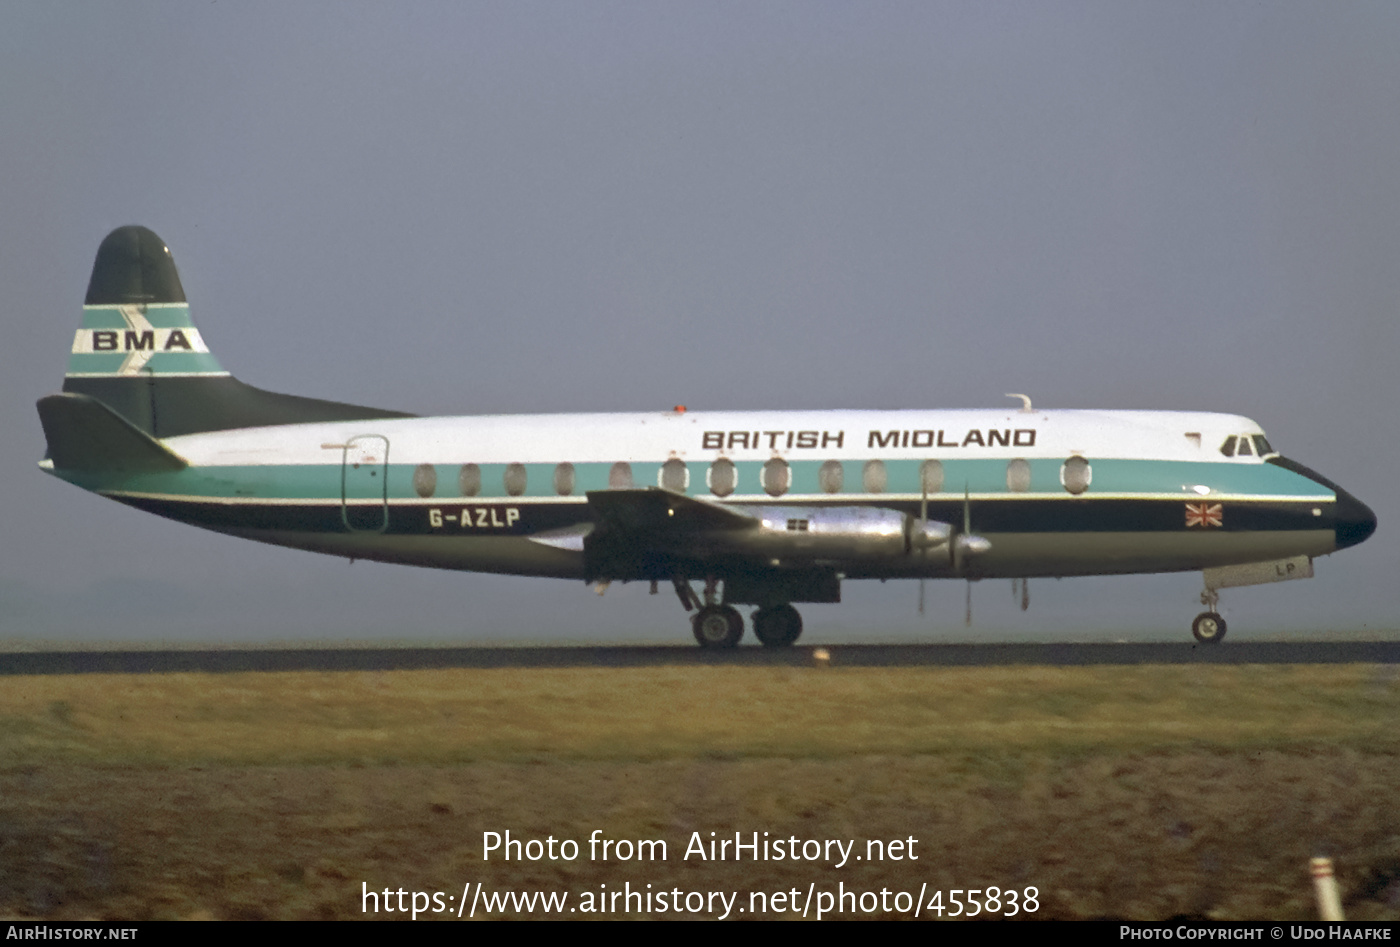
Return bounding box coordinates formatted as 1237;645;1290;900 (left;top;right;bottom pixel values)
1192;611;1226;644
752;604;803;647
692;605;744;648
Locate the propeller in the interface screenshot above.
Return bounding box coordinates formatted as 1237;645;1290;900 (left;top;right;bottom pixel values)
912;479;989;623
962;483;970;552
953;484;994;626
1011;577;1030;611
909;472;953;616
953;485;992;570
961;485;973;626
918;476;928;615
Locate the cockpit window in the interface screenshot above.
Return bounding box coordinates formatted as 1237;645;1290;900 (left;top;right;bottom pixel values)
1222;433;1274;459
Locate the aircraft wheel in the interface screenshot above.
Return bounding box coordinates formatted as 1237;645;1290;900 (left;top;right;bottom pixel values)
692;605;744;648
1192;611;1226;644
752;604;803;647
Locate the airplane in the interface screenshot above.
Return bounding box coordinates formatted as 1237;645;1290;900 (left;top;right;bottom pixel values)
38;226;1376;647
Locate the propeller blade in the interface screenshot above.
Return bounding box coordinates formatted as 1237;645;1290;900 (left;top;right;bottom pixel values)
918;476;929;618
954;484;969;575
962;487;975;626
953;484;992;566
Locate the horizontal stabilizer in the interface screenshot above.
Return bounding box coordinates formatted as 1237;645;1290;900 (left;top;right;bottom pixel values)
37;392;188;473
585;488;756;533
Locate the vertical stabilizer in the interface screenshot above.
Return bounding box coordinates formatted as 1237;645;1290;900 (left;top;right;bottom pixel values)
59;226;413;437
69;226;225;380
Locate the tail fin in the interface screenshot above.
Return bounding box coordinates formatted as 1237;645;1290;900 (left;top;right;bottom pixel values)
68;225;225;380
58;226;413;438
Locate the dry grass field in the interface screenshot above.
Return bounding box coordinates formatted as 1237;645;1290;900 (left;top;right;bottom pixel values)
1;662;1398;920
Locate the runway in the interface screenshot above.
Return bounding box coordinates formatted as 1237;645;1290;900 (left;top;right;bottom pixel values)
1;640;1397;675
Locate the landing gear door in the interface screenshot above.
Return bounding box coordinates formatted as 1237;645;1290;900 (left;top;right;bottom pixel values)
342;434;389;532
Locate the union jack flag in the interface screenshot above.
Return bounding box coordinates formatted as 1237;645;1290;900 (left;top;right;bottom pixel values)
1185;503;1223;528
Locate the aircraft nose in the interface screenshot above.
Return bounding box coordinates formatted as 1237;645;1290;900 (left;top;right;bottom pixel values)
1334;486;1377;550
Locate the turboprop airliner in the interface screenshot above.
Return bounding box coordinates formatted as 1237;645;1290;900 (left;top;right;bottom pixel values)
38;227;1376;647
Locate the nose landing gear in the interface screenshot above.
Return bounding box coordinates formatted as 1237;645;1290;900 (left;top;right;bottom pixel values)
1192;585;1226;644
1192;611;1226;644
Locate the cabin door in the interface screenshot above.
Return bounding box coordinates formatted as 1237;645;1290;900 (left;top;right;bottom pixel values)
341;435;389;532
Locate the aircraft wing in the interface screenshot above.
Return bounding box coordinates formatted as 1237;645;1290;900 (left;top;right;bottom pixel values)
581;488;758;580
584;488;757;533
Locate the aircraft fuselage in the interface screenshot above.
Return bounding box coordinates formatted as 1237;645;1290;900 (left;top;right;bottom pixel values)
49;407;1364;582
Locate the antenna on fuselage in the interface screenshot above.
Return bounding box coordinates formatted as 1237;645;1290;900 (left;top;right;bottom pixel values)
1005;393;1034;413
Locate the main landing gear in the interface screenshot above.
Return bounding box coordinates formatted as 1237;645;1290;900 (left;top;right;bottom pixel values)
692;604;744;648
675;577;804;649
752;604;803;648
1192;585;1226;644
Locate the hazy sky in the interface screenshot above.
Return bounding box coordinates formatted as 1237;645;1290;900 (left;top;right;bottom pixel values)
4;2;1398;646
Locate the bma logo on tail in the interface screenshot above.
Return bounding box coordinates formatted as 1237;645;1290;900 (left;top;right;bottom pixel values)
68;303;223;378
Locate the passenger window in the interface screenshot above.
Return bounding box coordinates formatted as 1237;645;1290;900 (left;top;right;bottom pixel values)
863;459;887;493
1061;456;1091;495
919;459;943;494
660;458;688;492
1006;458;1031;492
818;460;844;493
553;462;575;496
762;458;790;497
709;458;736;497
458;463;481;497
608;462;633;489
503;463;528;496
1220;436;1237;457
412;463;437;499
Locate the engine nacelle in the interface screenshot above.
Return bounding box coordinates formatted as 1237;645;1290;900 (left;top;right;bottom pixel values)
685;505;954;563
